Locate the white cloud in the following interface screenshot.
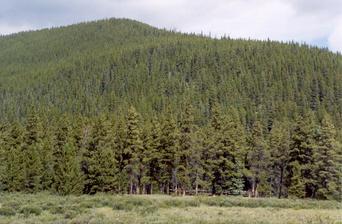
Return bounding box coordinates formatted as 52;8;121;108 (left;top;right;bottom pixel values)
328;16;342;53
0;23;35;35
0;0;341;52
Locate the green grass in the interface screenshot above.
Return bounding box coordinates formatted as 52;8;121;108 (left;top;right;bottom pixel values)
0;192;340;224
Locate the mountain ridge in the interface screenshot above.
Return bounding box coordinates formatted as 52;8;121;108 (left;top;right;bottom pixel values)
0;18;341;132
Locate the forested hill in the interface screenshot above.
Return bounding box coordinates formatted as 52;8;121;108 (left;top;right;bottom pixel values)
0;18;341;199
0;18;341;129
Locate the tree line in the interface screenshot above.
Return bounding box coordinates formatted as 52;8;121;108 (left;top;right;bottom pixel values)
0;104;340;200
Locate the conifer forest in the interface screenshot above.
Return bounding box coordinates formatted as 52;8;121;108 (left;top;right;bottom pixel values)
0;19;341;201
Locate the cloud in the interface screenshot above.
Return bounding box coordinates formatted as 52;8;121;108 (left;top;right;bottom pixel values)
0;0;341;52
328;16;342;52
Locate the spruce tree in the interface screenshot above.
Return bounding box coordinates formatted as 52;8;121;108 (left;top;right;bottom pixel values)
207;102;224;195
288;161;305;198
288;113;316;198
22;112;44;193
0;122;25;191
141;118;162;194
269;120;291;198
313;114;341;199
208;103;245;195
178;104;195;195
54;137;84;195
124;106;144;194
53;118;84;195
246;121;271;197
82;116;118;194
159;113;179;194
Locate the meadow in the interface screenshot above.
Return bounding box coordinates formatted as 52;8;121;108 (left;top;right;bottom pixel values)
0;193;341;224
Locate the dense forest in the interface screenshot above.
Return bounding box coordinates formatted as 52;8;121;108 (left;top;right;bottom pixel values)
0;18;341;200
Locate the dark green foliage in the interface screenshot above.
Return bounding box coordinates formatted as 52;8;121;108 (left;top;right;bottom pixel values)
313;114;341;200
22;112;44;193
82;116;117;194
124;106;144;194
246;121;271;197
52;119;84;195
0;123;25;191
0;19;341;134
269;120;291;198
159;113;179;194
0;18;340;200
288;161;306;198
288;114;316;198
208;103;245;195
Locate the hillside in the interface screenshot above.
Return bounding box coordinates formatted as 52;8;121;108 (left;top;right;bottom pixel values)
0;18;341;128
0;18;341;200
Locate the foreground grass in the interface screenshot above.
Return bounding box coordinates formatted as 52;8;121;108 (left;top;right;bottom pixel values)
0;193;340;224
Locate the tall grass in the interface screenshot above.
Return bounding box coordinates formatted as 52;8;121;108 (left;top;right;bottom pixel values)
0;192;340;224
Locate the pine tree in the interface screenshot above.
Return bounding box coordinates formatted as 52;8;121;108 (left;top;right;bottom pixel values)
53;118;84;195
208;103;245;195
0;122;25;191
246;121;271;197
269;120;291;198
288;161;305;198
55;138;84;195
177;104;195;195
82;116;118;194
114;118;128;193
22;112;44;193
124;106;144;194
207;102;224;195
159;113;179;194
288;113;316;198
40;127;55;191
313;114;341;199
221;114;246;195
141;118;162;194
190;129;206;195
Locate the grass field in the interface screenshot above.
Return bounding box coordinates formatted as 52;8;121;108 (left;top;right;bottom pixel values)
0;193;341;224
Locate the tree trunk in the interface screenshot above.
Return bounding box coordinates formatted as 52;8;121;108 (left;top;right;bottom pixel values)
195;182;198;195
278;166;284;199
130;180;133;194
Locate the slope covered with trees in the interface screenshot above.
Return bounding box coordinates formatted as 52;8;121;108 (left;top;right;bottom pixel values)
0;18;341;199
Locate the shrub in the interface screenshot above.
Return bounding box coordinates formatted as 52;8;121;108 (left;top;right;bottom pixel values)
19;205;42;216
0;206;16;216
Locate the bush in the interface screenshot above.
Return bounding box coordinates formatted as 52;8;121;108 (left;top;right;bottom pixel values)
19;205;42;216
0;206;16;216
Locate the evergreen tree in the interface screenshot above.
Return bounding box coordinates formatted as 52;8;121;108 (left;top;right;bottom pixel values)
22;112;44;193
53;118;84;195
141;118;162;194
124;106;144;194
313;114;341;199
269;120;291;198
54;137;84;195
0;123;25;191
40;127;55;191
207;102;224;195
246;121;271;197
82;116;118;194
288;113;316;198
288;161;305;198
159;113;179;194
114;119;128;193
208;103;245;195
177;104;195;195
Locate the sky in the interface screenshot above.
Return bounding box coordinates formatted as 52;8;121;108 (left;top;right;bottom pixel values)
0;0;341;52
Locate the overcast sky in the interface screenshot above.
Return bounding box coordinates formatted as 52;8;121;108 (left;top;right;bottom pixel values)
1;0;341;52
